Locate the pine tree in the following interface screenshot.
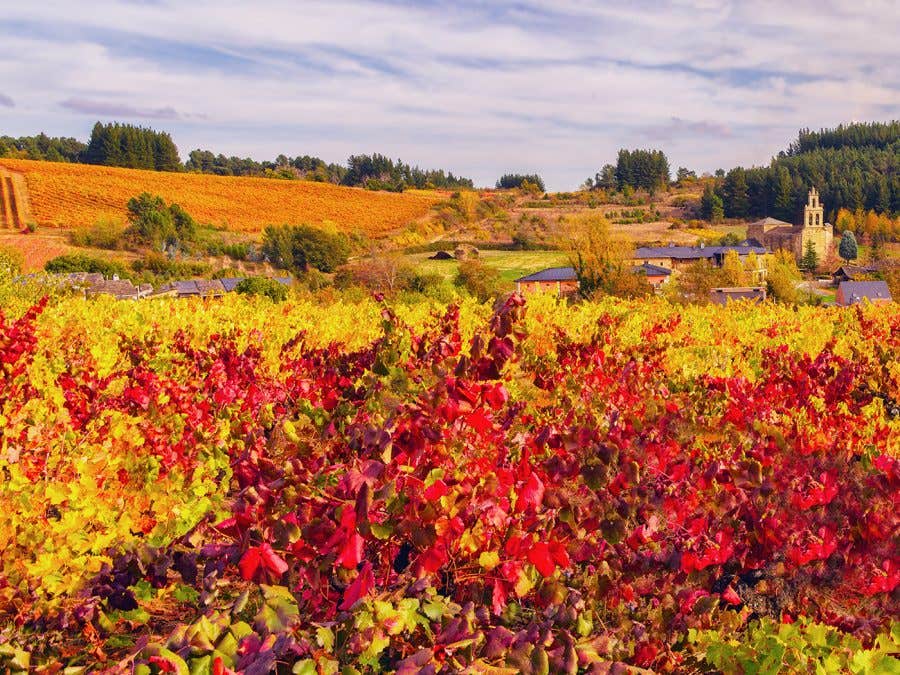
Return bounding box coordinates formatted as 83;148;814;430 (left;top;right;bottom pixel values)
722;168;750;218
800;240;819;272
838;231;858;262
700;183;724;222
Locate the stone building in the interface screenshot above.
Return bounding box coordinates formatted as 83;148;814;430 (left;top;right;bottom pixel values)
746;187;833;262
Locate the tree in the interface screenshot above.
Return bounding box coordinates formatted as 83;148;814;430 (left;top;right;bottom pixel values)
126;193;197;251
800;240;819;273
743;251;763;283
563;213;633;298
675;260;726;303
592;164;617;191
454;259;501;302
722;168;750;218
676;167;697;184
261;224;350;274
766;250;801;303
700;183;724;222
838;231;858;262
721;250;747;286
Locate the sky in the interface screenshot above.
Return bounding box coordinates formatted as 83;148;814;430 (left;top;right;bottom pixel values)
0;0;898;190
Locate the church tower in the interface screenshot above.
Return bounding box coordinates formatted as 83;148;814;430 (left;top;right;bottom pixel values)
804;187;824;228
797;187;833;262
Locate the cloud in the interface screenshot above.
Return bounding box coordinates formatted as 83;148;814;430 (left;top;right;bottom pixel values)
0;92;13;107
0;0;896;189
60;97;181;120
642;118;733;142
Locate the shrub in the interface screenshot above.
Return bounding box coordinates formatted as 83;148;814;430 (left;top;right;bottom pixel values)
261;224;350;274
236;276;288;302
212;267;242;280
130;253;211;281
70;216;127;249
454;259;501;302
44;253;129;279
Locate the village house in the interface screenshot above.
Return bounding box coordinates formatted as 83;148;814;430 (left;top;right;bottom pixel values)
514;267;579;297
631;262;672;289
746;187;833;263
835;280;893;306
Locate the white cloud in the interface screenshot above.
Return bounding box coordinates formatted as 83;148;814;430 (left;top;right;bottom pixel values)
0;0;897;189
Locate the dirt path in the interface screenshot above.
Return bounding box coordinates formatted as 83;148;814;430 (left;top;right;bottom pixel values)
0;166;30;229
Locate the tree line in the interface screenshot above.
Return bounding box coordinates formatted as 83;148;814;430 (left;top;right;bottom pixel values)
0;123;475;191
0;133;86;163
713;121;899;222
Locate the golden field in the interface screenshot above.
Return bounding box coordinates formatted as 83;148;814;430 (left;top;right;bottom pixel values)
0;158;442;235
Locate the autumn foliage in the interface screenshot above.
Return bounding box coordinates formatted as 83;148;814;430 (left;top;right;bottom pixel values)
0;293;898;672
0;158;441;235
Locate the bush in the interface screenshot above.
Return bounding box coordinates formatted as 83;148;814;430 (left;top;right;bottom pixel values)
236;276;289;302
131;253;211;281
454;259;501;302
261;224;350;274
44;253;129;279
212;267;242;280
70;216;128;249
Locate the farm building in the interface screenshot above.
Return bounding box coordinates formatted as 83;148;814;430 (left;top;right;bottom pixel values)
831;264;880;284
631;262;672;289
514;267;579;297
835;281;893;306
709;286;767;305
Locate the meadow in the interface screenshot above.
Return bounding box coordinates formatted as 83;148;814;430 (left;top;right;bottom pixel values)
0;289;897;672
404;249;570;283
0;158;441;235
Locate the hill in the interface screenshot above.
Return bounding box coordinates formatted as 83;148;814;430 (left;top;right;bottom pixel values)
0;158;443;236
717;121;899;222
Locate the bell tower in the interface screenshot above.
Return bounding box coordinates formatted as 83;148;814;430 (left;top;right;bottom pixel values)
804;187;823;229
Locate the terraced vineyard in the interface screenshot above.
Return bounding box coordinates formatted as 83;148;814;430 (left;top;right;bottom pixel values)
0;159;443;235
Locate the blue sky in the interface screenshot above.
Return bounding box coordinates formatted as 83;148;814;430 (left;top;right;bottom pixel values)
0;0;897;190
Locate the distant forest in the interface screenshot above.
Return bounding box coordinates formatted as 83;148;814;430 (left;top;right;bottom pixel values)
716;121;899;220
0;122;474;191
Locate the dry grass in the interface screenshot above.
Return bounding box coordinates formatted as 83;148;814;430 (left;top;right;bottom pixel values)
0;159;442;236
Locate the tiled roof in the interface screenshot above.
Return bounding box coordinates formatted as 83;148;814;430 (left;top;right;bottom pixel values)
635;245;766;260
748;216;792;228
515;267;578;283
837;281;892;304
219;277;244;292
86;280;141;299
632;263;672;276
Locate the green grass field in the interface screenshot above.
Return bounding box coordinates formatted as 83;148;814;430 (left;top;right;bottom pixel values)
405;249;569;284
